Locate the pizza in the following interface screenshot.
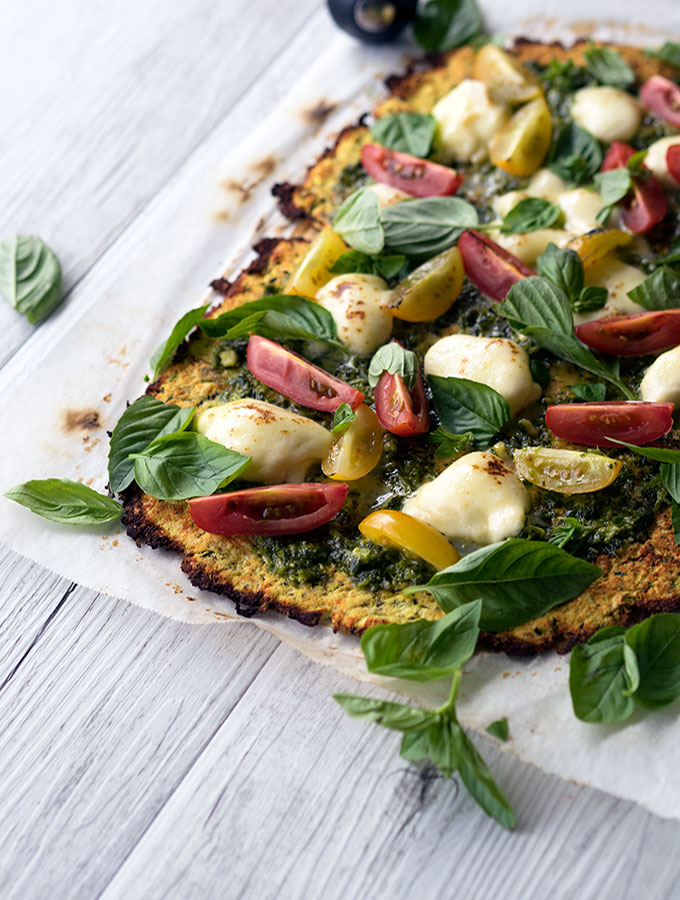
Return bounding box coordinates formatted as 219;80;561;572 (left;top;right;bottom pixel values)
120;37;680;654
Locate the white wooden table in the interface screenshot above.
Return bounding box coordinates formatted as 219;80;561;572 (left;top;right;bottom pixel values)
2;2;680;897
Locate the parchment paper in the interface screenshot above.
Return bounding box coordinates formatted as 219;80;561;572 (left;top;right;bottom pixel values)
2;6;680;820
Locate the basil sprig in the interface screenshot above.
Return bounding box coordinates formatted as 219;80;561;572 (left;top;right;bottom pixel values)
332;187;384;255
0;235;62;324
413;0;485;52
500;198;562;235
130;432;251;501
536;243;607;315
549;123;602;185
331;402;357;434
429;427;474;458
199;294;342;348
594;168;633;225
108;396;195;493
329;249;406;280
381;196;479;258
5;479;122;525
368;342;419;390
627;267;680;311
408;538;602;633
428;375;509;449
371;113;436;158
584;45;635;88
150;304;209;381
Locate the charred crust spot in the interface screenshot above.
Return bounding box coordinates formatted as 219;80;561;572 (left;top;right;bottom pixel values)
62;408;101;432
210;277;232;295
272;182;309;221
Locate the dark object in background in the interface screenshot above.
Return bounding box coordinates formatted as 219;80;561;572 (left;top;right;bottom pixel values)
327;0;418;43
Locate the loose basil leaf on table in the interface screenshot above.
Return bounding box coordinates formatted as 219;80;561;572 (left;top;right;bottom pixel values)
584;45;635;88
428;375;510;449
570;627;640;724
130;432;251;501
407;538;602;633
500;197;562;235
548;123;602;185
627;267;680;311
368;342;419;390
108;396;196;493
333;695;433;732
361;600;482;681
150;303;210;381
332;187;384;255
4;479;122;525
0;235;62;324
328;249;406;280
429;427;474;458
572;383;606;402
199;294;342;348
486;718;510;741
645;42;680;67
413;0;485;52
455;726;515;830
371;112;436;158
380;196;479;258
625;614;680;710
331;402;357;434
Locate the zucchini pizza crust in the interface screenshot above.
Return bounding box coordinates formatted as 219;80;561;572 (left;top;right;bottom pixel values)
123;40;680;654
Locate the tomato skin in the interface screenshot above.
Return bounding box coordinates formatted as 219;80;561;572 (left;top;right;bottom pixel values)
602;141;635;171
640;75;680;129
545;401;674;447
601;140;667;233
576;310;680;356
457;229;534;301
188;483;349;536
360;144;463;197
667;145;680;185
247;335;364;412
374;370;430;436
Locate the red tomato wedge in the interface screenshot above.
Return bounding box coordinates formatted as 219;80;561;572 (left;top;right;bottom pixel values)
601;140;667;234
576;310;680;356
457;229;534;301
602;140;635;171
360;144;463;197
545;401;674;448
667;145;680;185
189;483;349;536
640;75;680;129
374;370;430;436
247;335;364;412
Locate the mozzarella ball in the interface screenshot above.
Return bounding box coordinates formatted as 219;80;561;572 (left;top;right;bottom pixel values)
424;334;541;416
640;345;680;405
558;188;606;234
526;168;568;202
432;79;510;164
403;451;530;545
570;86;642;143
492;228;574;265
642;136;680;189
315;274;393;355
575;256;648;326
367;182;412;207
194;399;331;484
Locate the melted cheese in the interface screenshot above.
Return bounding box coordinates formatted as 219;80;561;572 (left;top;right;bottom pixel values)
402;451;530;545
423;334;541;416
194;399;332;484
642;135;680;189
315;274;393;355
526;168;568;202
367;183;412;207
558;187;606;234
575;256;648;326
492;228;574;265
570;86;642;143
432;79;510;164
640;346;680;404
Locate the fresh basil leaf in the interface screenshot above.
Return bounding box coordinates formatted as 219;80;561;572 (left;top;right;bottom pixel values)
656;238;680;265
428;375;510;450
413;0;484;52
150;304;209;381
328;249;406;280
0;235;62;324
108;396;195;493
486;718;509;741
411;538;603;633
399;724;441;764
627;149;648;178
536;244;584;304
607;439;680;464
542;59;591;93
627;267;680;311
584;45;635;88
549;123;602;185
573;285;608;313
548;516;587;549
381;196;479;258
332;187;384;255
429;427;474;458
569;629;639;723
502;275;574;334
5;479;122;525
593;168;632;207
371;112;436;158
361;601;482;681
368;342;419;390
199;294;341;347
333;694;433;732
660;462;680;502
500;198;562;235
672;500;680;545
572;382;606;401
625;613;680;710
529;357;550;388
130;432;251;501
645;42;680;68
331;402;357;435
455;726;516;830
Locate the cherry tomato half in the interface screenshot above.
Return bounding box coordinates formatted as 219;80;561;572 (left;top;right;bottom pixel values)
188;482;349;536
545;401;674;447
358;510;460;570
360;143;463;197
667;145;680;185
640;75;680;129
575;310;680;356
601;140;666;234
602;140;635;171
457;229;535;301
247;335;364;412
374;370;430;436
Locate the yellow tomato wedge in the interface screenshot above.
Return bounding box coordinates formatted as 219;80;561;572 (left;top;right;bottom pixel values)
388;246;464;322
513;447;623;494
567;229;633;272
473;44;541;104
489;96;552;177
322;403;383;481
285;227;347;299
359;510;460;570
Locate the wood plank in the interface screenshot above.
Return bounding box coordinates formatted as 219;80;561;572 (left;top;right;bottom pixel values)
100;644;680;900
